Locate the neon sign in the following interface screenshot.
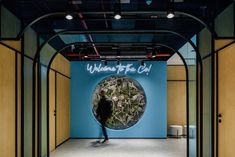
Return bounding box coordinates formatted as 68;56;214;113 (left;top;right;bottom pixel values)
87;63;152;75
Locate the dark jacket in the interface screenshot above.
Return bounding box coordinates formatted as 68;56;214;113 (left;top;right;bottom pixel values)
96;96;112;119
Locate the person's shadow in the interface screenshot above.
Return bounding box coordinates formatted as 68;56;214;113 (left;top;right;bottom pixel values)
90;140;110;147
90;124;115;147
90;129;102;147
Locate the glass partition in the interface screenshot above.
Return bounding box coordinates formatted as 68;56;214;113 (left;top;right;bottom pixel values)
24;58;33;157
178;40;197;157
40;65;48;157
199;28;213;157
0;6;21;39
39;43;58;157
22;27;38;157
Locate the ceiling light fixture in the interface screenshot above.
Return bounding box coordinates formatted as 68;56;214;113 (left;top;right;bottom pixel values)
152;51;157;58
117;49;121;58
141;60;145;66
65;13;73;20
84;51;88;58
104;60;108;65
167;11;174;18
71;44;75;52
146;0;152;5
145;46;153;58
117;60;120;65
167;0;175;19
114;3;122;20
114;14;121;20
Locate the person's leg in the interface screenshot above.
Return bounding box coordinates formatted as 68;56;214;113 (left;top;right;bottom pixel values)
101;118;108;141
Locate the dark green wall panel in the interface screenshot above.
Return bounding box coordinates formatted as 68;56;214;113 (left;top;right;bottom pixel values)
215;3;234;37
40;44;57;66
41;66;48;157
199;28;212;58
24;28;37;58
24;57;33;157
202;57;212;157
0;6;21;38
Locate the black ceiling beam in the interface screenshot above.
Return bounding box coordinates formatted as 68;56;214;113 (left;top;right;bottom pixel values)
57;41;175;45
33;28;202;71
56;29;200;35
54;42;184;51
17;10;216;39
44;17;197;21
47;42;185;66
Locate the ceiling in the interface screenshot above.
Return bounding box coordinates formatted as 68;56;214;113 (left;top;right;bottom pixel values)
1;0;233;61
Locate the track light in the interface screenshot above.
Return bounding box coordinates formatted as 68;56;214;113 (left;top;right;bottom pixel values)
117;49;121;58
152;50;157;58
141;60;145;66
114;3;121;20
104;60;108;66
84;52;88;58
65;13;73;20
71;44;75;52
117;60;120;65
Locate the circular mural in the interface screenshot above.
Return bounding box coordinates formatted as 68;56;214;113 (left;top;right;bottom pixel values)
92;76;147;130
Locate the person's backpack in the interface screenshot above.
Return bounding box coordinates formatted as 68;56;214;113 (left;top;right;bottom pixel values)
105;99;113;116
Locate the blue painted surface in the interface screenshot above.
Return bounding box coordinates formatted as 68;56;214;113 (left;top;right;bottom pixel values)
70;61;167;138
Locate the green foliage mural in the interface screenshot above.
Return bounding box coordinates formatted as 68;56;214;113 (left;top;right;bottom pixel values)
92;76;147;130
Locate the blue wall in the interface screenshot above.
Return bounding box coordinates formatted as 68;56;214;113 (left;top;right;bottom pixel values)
70;61;167;138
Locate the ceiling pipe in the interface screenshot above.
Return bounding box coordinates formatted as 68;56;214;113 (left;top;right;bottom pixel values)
77;13;100;57
66;53;171;58
17;10;216;39
101;0;109;28
70;2;100;57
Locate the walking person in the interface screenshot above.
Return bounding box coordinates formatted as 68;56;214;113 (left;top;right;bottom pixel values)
96;90;112;144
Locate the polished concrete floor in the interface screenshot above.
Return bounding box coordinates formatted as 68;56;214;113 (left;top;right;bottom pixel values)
50;138;186;157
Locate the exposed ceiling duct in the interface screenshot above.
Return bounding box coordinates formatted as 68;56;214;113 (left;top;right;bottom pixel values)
1;0;232;61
